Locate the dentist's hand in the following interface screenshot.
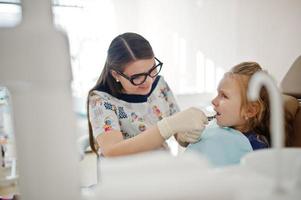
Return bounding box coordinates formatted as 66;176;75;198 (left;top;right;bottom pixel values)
157;107;208;140
176;130;205;144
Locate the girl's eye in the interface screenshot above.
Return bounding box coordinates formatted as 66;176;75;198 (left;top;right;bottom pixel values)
221;93;227;98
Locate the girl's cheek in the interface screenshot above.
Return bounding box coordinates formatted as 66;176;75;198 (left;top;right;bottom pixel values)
218;99;225;106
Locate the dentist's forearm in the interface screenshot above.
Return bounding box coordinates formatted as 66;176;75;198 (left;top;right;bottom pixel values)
99;126;165;157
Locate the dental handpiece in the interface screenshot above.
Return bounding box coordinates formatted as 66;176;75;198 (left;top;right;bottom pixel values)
207;115;216;121
197;106;216;121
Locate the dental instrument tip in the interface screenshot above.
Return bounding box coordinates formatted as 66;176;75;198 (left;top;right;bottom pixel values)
207;115;216;121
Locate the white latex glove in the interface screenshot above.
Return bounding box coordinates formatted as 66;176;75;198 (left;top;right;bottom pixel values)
157;107;208;140
176;130;205;144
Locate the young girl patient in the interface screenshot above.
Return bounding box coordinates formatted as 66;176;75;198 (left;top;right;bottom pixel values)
186;62;270;166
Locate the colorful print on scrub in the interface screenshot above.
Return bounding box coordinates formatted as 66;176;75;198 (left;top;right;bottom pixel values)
103;116;113;132
152;105;163;120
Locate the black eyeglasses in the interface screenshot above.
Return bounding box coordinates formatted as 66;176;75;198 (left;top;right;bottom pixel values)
115;57;163;86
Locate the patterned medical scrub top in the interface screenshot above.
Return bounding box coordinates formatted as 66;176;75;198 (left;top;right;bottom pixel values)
89;76;180;148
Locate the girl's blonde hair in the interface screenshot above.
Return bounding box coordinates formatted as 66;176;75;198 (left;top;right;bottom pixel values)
226;62;271;143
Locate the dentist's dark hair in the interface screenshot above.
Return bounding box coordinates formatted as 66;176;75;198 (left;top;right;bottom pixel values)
87;32;154;154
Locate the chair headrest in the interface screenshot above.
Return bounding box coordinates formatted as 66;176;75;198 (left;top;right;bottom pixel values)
281;55;301;99
283;94;299;118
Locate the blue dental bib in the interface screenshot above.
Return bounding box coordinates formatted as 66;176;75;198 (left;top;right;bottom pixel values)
186;121;253;167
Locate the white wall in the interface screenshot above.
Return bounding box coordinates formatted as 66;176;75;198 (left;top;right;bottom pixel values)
111;0;301;87
235;0;301;82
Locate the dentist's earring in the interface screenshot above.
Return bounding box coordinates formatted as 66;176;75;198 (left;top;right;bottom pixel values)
116;79;120;82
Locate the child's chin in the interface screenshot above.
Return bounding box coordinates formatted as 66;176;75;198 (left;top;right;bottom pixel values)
216;120;225;127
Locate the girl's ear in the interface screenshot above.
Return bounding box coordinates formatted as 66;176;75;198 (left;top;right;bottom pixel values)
245;102;260;118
